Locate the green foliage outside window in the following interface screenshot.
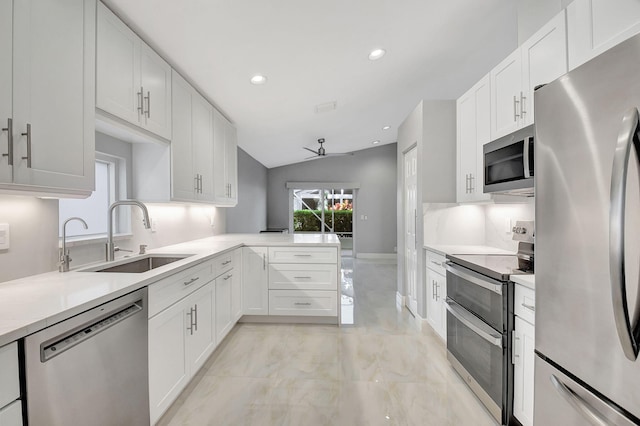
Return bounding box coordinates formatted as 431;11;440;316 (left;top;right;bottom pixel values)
293;210;352;232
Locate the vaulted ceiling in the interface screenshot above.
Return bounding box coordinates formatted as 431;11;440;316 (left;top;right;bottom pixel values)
104;0;518;168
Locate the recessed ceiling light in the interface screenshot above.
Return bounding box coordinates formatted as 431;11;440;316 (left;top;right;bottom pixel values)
382;125;390;130
372;140;380;145
368;48;386;61
250;75;267;85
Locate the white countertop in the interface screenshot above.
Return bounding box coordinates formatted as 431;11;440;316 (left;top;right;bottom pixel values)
424;244;513;256
510;274;535;290
0;233;339;347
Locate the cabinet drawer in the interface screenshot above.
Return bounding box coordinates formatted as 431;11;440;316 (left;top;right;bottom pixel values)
514;283;535;324
426;251;446;275
212;252;234;277
268;247;337;264
269;264;338;290
268;290;338;317
0;342;19;410
148;260;214;317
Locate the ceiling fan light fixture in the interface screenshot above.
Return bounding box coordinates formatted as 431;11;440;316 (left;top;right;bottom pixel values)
368;48;386;61
250;74;267;85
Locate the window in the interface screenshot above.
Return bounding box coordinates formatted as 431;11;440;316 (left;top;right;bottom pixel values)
59;153;129;238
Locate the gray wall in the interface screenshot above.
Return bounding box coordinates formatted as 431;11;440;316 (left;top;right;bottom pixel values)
517;0;566;45
227;148;268;233
267;143;397;254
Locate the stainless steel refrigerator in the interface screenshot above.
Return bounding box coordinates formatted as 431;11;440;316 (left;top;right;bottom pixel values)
534;33;640;425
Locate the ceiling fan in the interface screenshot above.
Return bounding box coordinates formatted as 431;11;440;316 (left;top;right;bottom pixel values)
303;138;353;160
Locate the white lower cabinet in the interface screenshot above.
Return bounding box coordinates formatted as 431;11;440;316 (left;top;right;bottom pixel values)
215;271;234;342
231;249;243;321
268;290;338;317
0;400;22;426
426;267;447;340
242;246;269;315
513;284;535;426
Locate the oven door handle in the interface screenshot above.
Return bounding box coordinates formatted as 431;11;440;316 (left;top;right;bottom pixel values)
445;298;502;347
444;262;503;295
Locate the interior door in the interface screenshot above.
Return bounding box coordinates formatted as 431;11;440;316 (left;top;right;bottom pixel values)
12;0;95;191
0;0;11;184
404;146;418;316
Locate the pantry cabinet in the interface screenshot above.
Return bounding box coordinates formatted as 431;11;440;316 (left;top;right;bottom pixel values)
97;2;172;140
456;74;491;203
0;0;95;196
213;109;238;206
567;0;640;70
491;10;567;139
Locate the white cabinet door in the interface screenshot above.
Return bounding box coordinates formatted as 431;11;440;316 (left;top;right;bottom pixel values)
0;343;19;410
192;91;214;202
215;273;234;342
149;298;188;424
490;49;522;140
0;0;12;184
514;316;535;426
225;120;238;204
140;43;172;140
12;0;95;192
426;269;446;340
242;247;269;315
457;75;491;203
231;250;243;321
521;11;567;126
184;282;215;376
0;400;22;426
170;71;196;201
568;0;640;69
96;2;141;126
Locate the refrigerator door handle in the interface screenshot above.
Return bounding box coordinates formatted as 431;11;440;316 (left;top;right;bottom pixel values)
609;107;640;361
550;375;610;426
523;136;532;179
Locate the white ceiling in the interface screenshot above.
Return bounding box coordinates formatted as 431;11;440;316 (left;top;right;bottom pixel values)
104;0;518;168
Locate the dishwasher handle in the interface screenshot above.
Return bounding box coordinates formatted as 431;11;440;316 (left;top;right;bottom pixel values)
41;301;143;362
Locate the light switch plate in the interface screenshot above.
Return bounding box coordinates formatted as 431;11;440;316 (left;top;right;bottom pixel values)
0;223;9;250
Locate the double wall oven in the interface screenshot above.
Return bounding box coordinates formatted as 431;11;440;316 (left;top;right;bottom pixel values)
444;230;533;425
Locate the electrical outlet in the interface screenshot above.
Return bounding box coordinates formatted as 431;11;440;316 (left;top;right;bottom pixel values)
151;218;158;233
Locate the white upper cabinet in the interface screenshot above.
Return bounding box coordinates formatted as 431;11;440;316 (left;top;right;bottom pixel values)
97;3;172;140
491;10;567;139
457;74;491;203
213;109;238;206
0;0;12;185
192;92;215;202
567;0;640;70
3;0;96;196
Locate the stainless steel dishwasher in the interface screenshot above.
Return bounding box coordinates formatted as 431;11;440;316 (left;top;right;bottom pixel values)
25;288;149;426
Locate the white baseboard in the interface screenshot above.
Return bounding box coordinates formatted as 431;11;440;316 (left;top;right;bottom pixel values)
356;253;397;261
395;291;405;307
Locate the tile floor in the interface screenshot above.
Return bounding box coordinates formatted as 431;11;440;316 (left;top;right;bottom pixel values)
158;258;498;426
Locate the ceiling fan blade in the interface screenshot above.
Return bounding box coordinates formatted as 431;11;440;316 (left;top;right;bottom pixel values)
324;152;354;156
304;154;322;160
303;147;318;154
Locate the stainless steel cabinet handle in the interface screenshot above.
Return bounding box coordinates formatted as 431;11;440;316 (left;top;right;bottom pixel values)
465;174;469;194
294;302;312;306
521;302;535;312
444;262;503;295
445;298;502;347
183;277;199;286
137;87;144;116
520;91;527;119
430;260;442;267
514;95;520;121
144;91;150;118
469;174;474;193
2;118;12;166
223;274;232;280
609;106;640;361
194;175;199;192
222;260;232;265
432;280;436;299
294;276;312;279
186;309;193;335
21;123;31;167
550;375;610;426
294;254;312;257
512;331;520;364
193;304;198;331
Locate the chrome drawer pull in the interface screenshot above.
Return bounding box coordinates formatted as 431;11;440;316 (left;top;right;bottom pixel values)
430;260;442;266
521;302;535;312
294;254;312;257
223;274;233;280
294;276;312;279
294;302;312;306
2;118;13;166
183;277;199;286
222;260;232;265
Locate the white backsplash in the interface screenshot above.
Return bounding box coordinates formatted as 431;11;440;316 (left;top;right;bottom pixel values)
424;198;535;251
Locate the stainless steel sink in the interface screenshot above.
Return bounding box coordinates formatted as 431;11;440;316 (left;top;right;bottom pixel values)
82;255;192;273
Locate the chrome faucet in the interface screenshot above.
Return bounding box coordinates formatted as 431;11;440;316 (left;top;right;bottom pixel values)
106;200;151;262
59;217;88;272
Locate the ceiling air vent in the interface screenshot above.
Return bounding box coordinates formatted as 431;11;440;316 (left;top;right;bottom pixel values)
315;101;337;114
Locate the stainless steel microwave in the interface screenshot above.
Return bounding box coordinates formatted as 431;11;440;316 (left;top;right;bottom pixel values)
483;124;535;196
